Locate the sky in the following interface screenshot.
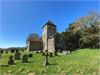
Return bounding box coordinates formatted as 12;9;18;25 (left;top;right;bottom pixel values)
0;0;99;48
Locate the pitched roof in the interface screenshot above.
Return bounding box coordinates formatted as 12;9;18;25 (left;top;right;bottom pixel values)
27;37;42;42
42;20;56;29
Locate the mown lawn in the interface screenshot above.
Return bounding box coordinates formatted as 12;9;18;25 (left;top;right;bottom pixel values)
0;49;100;75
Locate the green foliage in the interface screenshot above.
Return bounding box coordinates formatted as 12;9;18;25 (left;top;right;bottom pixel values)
55;32;65;50
59;11;100;50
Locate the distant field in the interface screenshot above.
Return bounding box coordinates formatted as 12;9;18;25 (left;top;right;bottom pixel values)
0;49;100;75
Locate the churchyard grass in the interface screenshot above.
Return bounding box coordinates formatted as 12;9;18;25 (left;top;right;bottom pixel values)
0;48;100;75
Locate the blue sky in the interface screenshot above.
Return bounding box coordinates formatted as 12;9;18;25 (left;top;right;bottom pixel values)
0;0;99;48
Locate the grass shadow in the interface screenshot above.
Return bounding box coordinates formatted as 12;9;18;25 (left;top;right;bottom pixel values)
0;64;9;67
28;61;34;63
47;63;57;66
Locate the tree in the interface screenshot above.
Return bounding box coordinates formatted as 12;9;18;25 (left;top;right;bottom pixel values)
55;32;65;51
62;11;100;50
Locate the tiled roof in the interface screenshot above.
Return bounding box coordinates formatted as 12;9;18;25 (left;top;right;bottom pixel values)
42;20;56;29
27;37;42;42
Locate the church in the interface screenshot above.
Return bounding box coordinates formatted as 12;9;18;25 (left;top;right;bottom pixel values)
26;20;57;53
26;34;43;51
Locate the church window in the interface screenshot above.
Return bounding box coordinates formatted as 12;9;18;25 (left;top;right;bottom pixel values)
48;27;51;31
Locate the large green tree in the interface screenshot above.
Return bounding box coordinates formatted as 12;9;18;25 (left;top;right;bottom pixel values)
62;11;100;51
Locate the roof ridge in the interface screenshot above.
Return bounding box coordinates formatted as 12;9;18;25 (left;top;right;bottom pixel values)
42;20;56;29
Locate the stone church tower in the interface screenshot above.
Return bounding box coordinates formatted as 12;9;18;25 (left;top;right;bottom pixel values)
42;21;56;53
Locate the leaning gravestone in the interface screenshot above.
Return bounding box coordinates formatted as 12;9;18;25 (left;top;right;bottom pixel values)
42;53;45;56
8;55;14;65
22;54;28;63
49;52;53;57
14;50;21;60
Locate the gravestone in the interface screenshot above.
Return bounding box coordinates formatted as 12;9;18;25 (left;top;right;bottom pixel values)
8;55;14;65
1;50;3;53
60;49;62;53
21;49;24;52
68;51;71;53
49;52;53;57
5;50;9;54
22;54;28;63
11;49;15;53
29;54;33;57
40;50;43;53
54;51;58;56
42;53;45;56
14;50;21;60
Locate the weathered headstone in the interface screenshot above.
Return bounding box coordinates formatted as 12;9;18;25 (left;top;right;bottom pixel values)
40;50;43;53
1;50;3;53
42;53;45;56
34;51;39;53
8;55;14;65
49;52;53;57
60;49;62;53
63;51;68;55
21;49;24;52
29;54;33;57
68;51;71;54
14;50;21;60
11;49;15;53
22;54;28;63
54;51;58;56
5;50;9;54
